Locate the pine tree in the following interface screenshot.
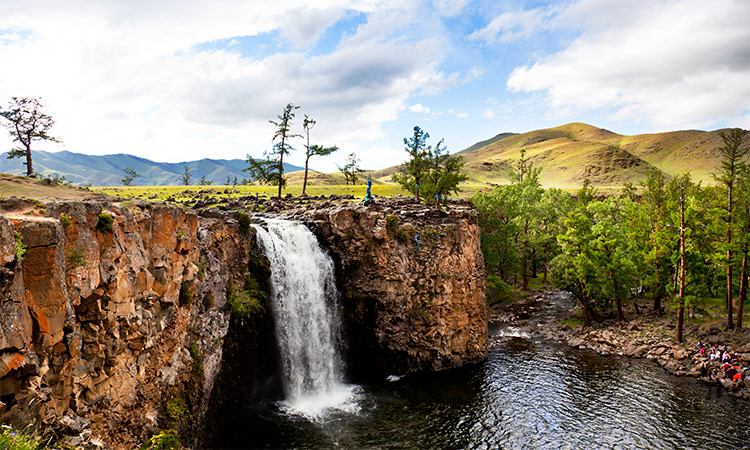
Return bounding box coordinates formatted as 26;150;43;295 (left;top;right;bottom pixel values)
301;115;338;196
393;126;431;201
121;167;140;186
180;165;192;185
393;126;466;203
245;103;301;199
713;128;749;329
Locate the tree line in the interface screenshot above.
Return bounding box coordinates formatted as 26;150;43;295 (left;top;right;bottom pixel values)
473;129;750;341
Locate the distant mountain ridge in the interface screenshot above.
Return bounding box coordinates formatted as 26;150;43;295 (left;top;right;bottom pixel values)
0;150;304;186
1;122;735;188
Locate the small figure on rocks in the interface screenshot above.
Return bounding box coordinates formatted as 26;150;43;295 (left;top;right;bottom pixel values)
364;177;373;205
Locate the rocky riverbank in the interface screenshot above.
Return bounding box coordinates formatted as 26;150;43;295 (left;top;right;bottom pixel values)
492;289;750;400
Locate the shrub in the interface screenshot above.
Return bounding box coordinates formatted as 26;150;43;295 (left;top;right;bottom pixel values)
386;214;399;233
142;430;180;450
486;274;513;307
202;293;214;309
166;397;192;427
196;258;206;280
237;212;251;234
179;281;193;306
229;290;264;316
13;232;26;262
65;247;88;272
59;213;73;227
227;276;265;317
96;212;114;233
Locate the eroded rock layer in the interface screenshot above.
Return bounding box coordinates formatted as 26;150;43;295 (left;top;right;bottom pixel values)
0;197;488;447
0;199;265;448
301;199;488;375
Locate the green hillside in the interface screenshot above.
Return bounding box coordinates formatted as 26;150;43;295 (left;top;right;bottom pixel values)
457;132;516;154
0;123;734;190
450;123;728;188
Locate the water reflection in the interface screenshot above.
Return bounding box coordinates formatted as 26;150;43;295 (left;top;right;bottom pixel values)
213;335;750;449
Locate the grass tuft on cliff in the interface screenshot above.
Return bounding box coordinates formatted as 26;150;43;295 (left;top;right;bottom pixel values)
0;425;45;450
226;277;266;317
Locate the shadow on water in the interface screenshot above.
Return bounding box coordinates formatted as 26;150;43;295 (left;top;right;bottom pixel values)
214;335;750;449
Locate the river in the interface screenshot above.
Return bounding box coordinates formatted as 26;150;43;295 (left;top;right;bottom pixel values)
216;222;748;449
214;325;749;449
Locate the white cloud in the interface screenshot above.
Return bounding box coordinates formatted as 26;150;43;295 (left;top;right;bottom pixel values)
469;6;559;44
0;0;464;172
479;109;496;119
456;112;468;118
277;6;349;49
507;0;750;130
409;104;431;114
434;0;471;17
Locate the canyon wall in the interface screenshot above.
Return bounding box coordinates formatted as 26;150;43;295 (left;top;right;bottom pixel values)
0;197;487;447
302;199;487;375
0;199;266;448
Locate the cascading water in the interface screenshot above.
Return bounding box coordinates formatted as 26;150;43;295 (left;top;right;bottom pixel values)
253;218;359;419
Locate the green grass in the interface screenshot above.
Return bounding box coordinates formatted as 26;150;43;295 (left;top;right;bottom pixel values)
563;316;585;328
93;183;411;201
527;275;548;291
0;173;95;200
0;426;46;450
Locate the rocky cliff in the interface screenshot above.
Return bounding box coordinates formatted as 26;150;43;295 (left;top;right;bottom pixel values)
300;198;487;375
0;199;268;448
0;196;487;447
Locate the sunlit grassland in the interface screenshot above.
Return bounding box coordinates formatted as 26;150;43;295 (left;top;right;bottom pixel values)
93;181;623;203
94;183;411;201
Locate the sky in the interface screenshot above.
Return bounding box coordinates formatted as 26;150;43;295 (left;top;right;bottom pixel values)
0;0;748;173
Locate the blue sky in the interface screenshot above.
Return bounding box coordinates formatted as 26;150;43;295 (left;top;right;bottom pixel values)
0;0;748;172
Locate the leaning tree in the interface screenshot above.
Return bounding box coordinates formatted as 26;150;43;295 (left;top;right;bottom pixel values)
0;97;61;177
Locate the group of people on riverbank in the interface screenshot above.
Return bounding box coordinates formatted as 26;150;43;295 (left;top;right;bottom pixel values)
692;341;749;390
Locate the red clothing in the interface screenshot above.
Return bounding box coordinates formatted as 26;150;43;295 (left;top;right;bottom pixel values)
733;372;742;382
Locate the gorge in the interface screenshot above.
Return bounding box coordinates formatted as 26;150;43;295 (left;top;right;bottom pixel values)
1;196;748;449
0;197;486;448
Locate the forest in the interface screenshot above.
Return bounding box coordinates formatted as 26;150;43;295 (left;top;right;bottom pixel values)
472;129;750;342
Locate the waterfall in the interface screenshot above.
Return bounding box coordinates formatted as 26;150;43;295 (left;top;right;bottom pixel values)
253;218;359;419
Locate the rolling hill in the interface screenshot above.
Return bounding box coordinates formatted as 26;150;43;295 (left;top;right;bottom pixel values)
373;123;730;188
0;151;304;186
0;123;735;189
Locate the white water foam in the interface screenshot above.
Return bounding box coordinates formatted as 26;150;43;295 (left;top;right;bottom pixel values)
253;219;360;420
496;327;531;338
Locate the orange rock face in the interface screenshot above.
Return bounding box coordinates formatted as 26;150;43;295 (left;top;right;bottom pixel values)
0;200;239;449
304;199;488;374
0;198;488;448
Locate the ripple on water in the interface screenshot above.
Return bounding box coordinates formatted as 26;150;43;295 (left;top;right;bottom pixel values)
214;336;750;449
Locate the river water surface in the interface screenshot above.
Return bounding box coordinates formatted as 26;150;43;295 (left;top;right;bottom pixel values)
216;328;749;449
217;224;747;448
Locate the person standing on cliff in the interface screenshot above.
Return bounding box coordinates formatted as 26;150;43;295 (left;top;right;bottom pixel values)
364;177;373;205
